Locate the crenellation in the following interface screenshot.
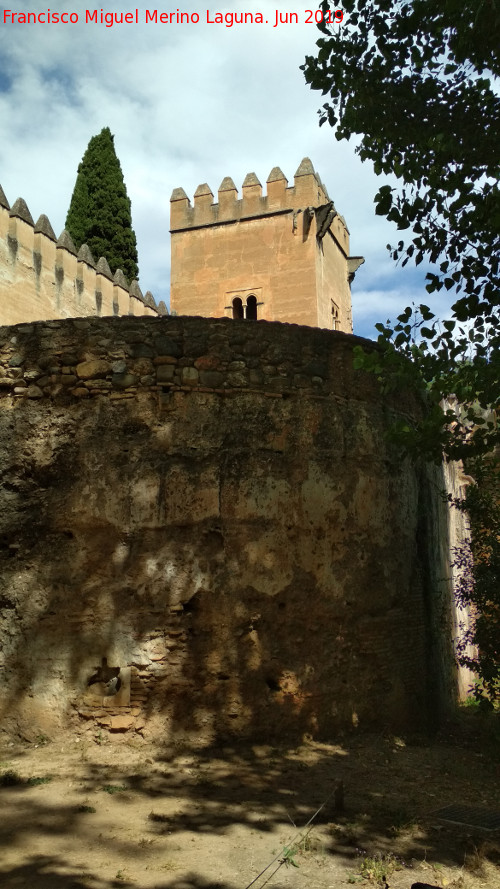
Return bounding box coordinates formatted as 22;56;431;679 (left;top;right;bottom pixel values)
96;258;115;316
56;229;77;254
171;158;345;230
266;166;288;208
170;186;192;230
0;183;160;325
129;278;147;315
10;196;35;226
35;213;57;241
217;175;238;220
76;250;97;314
113;269;131;316
0;184;9;210
241;171;263;215
8;209;35;300
77;243;96;266
193;183;215;225
293;157;325;205
0;203;9;242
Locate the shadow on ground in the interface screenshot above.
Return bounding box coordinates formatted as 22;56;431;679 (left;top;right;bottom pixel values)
1;714;499;889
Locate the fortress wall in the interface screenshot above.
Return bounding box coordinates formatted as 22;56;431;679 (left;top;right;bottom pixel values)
0;316;458;743
0;193;161;326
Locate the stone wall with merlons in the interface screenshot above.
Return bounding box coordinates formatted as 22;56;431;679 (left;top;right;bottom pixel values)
0;315;459;742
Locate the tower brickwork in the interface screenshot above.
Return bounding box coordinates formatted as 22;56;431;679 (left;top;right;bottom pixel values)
170;158;364;330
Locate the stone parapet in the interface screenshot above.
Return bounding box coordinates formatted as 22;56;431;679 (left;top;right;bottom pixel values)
0;314;419;410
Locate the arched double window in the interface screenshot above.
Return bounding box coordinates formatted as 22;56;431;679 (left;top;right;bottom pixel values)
232;294;258;320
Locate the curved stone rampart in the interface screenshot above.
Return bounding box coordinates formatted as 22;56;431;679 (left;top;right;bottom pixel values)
0;316;457;742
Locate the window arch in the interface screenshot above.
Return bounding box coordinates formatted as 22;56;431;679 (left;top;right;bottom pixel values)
232;296;244;319
246;294;257;321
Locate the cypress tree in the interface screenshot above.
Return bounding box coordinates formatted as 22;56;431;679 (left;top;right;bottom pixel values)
66;127;139;282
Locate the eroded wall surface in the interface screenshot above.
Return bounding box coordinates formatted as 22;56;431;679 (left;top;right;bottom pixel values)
0;316;456;742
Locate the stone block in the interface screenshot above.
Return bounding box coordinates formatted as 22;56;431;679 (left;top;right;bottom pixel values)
181;366;199;384
76;359;110;379
109;714;135;732
156;365;175;383
199;370;224;387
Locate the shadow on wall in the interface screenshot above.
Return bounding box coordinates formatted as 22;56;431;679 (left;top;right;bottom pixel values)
0;316;458;742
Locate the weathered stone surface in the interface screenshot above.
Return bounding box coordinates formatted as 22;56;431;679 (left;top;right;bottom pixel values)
0;316;462;745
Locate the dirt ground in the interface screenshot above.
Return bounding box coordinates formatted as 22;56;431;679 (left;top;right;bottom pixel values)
1;711;499;889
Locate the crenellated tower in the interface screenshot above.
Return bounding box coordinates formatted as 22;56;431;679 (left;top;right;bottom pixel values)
170;158;364;330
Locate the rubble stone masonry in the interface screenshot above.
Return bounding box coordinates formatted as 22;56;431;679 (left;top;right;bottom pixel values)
0;315;458;742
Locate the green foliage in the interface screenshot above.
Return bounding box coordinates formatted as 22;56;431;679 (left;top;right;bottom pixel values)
352;305;498;462
0;771;52;786
281;844;300;867
350;851;404;884
302;0;499;461
102;783;127;794
66;127;139;282
452;456;500;702
26;775;53;786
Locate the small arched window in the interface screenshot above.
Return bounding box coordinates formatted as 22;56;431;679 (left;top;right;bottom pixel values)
232;296;244;319
246;294;257;321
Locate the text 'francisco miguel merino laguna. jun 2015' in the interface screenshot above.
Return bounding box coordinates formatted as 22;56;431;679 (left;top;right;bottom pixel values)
2;7;344;26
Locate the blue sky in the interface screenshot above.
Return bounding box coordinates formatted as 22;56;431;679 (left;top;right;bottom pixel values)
0;0;440;339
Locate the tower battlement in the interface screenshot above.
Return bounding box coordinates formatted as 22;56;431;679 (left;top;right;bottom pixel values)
170;157;342;230
0;185;165;326
170;158;364;331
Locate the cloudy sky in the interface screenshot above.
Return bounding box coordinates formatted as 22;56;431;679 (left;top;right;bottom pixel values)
0;0;436;339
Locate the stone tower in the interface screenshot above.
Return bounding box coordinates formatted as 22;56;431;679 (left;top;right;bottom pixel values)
170;158;364;331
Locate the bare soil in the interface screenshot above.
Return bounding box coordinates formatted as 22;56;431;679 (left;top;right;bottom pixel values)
1;711;499;889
